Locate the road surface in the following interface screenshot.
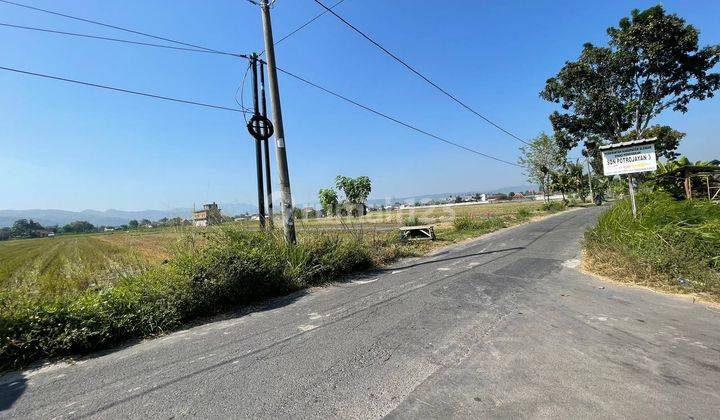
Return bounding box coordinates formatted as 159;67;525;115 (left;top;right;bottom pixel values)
2;207;719;418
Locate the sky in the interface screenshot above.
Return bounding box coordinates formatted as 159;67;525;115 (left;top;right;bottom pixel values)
1;0;719;212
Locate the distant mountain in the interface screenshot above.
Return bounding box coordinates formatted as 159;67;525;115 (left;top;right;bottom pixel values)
0;203;257;228
365;185;537;206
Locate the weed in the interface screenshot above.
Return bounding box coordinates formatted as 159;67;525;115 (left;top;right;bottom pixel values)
584;192;720;299
541;201;566;212
402;216;422;226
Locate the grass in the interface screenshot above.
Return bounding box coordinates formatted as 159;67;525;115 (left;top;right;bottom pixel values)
584;192;720;301
0;230;182;299
0;199;561;371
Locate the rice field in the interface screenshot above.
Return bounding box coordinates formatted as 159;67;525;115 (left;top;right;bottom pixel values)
0;200;545;298
0;230;182;298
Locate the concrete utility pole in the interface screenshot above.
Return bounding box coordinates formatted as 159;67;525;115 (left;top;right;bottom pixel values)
260;0;296;244
259;60;274;230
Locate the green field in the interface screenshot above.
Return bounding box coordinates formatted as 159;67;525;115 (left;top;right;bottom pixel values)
0;230;182;298
0;200;546;298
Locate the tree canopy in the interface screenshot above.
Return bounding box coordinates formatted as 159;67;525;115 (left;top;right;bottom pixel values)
62;220;96;234
318;188;339;216
335;175;372;205
11;219;45;238
541;5;720;158
518;133;566;201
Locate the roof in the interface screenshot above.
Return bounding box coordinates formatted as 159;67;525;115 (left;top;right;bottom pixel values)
598;137;657;151
658;165;720;177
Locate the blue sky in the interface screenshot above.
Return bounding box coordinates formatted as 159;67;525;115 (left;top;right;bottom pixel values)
1;0;718;211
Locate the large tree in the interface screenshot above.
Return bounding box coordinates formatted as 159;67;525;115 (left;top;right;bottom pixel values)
518;132;567;202
11;219;44;238
541;5;719;158
335;175;372;205
335;175;372;217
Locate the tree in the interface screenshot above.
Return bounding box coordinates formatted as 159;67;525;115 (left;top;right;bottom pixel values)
11;219;44;238
620;125;685;160
318;188;339;217
335;175;372;217
566;160;589;199
518;132;566;202
0;227;11;241
541;5;720;158
128;220;139;229
335;175;372;205
62;220;96;234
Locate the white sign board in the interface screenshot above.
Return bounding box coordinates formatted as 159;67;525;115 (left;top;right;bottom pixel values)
601;143;657;176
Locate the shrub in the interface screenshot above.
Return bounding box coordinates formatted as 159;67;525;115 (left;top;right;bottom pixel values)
585;192;720;298
515;208;532;220
0;227;383;371
403;216;422;226
541;201;566;212
452;215;476;231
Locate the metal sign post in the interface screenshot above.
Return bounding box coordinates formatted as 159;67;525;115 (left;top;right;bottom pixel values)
599;138;657;219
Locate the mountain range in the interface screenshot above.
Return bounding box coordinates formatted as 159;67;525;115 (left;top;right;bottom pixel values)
0;203;257;228
1;185;535;228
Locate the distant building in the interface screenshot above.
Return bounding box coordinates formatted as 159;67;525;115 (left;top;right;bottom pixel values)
194;202;222;227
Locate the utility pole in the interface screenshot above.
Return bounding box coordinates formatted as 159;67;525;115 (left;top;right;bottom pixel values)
259;59;274;230
250;54;266;229
260;0;296;244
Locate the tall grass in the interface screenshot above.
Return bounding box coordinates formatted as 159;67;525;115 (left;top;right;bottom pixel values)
452;215;507;232
0;228;405;371
585;192;720;299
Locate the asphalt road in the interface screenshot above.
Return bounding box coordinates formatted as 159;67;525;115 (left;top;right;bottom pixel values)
2;207;719;419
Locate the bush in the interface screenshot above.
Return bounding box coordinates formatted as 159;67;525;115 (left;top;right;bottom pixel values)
402;216;422;226
541;201;566;212
0;227;383;371
515;208;532;220
585;192;720;298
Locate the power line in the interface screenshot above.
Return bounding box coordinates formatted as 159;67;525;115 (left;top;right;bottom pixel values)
0;0;227;54
0;65;251;113
1;0;521;165
273;64;522;167
312;0;530;146
0;22;247;58
274;0;346;46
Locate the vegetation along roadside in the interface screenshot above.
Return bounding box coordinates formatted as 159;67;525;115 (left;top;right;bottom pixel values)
0;201;571;372
584;192;720;303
